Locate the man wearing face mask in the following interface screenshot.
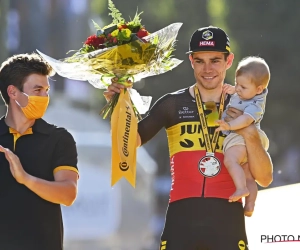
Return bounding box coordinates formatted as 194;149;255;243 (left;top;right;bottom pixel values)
0;53;79;250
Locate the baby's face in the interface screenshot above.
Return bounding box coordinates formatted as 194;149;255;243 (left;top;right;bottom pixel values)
235;75;261;100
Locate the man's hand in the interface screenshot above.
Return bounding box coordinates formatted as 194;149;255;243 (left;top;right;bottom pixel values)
103;77;132;102
224;107;243;122
234;122;256;137
0;145;29;184
223;83;235;95
215;120;230;131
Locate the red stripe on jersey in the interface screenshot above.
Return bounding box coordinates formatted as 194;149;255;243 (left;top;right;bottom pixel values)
169;150;239;203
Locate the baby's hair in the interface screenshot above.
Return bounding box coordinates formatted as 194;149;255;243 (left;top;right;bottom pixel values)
236;56;270;88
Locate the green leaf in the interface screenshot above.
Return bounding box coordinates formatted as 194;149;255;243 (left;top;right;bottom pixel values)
92;20;101;30
130;9;143;26
152;35;159;45
108;0;125;24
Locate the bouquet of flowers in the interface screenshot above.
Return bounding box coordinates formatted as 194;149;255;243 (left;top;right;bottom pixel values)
37;0;182;187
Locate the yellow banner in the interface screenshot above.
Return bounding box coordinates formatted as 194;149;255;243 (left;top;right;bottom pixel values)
111;89;137;187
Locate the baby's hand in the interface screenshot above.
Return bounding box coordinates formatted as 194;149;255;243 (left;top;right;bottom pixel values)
215;120;231;132
223;84;235;95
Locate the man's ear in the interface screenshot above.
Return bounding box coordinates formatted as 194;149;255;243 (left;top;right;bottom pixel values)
7;85;18;100
189;55;194;69
226;53;234;70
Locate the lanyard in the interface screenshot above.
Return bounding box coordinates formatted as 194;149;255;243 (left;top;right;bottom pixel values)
194;85;225;153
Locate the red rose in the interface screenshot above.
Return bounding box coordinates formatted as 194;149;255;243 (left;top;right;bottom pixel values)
119;24;128;30
136;29;149;38
84;35;105;49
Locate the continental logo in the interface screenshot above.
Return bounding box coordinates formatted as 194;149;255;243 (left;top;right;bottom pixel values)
119;162;129;171
160;240;167;250
122;107;131;157
166;122;225;156
119;106;132;172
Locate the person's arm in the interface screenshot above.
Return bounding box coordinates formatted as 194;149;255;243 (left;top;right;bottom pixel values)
137;93;173;146
225;108;273;187
237;124;273;187
216;114;254;131
0;145;78;206
23;170;78;206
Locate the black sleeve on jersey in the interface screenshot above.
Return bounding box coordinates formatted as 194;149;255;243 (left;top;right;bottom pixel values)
138;93;175;145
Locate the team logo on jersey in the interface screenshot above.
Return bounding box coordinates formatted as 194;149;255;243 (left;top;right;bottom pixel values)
198;155;221;177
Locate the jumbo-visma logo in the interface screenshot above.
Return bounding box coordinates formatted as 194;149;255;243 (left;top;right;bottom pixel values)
166;122;225;156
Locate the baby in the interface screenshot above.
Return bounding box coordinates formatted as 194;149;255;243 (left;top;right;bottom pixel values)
216;56;270;217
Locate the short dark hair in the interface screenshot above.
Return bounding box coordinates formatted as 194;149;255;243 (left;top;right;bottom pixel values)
0;53;54;105
224;52;230;61
236;56;270;88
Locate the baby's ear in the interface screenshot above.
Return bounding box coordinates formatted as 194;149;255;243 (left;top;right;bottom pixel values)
256;85;264;94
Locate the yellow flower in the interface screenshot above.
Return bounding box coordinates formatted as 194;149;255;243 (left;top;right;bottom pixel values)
111;29;119;37
120;28;131;38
